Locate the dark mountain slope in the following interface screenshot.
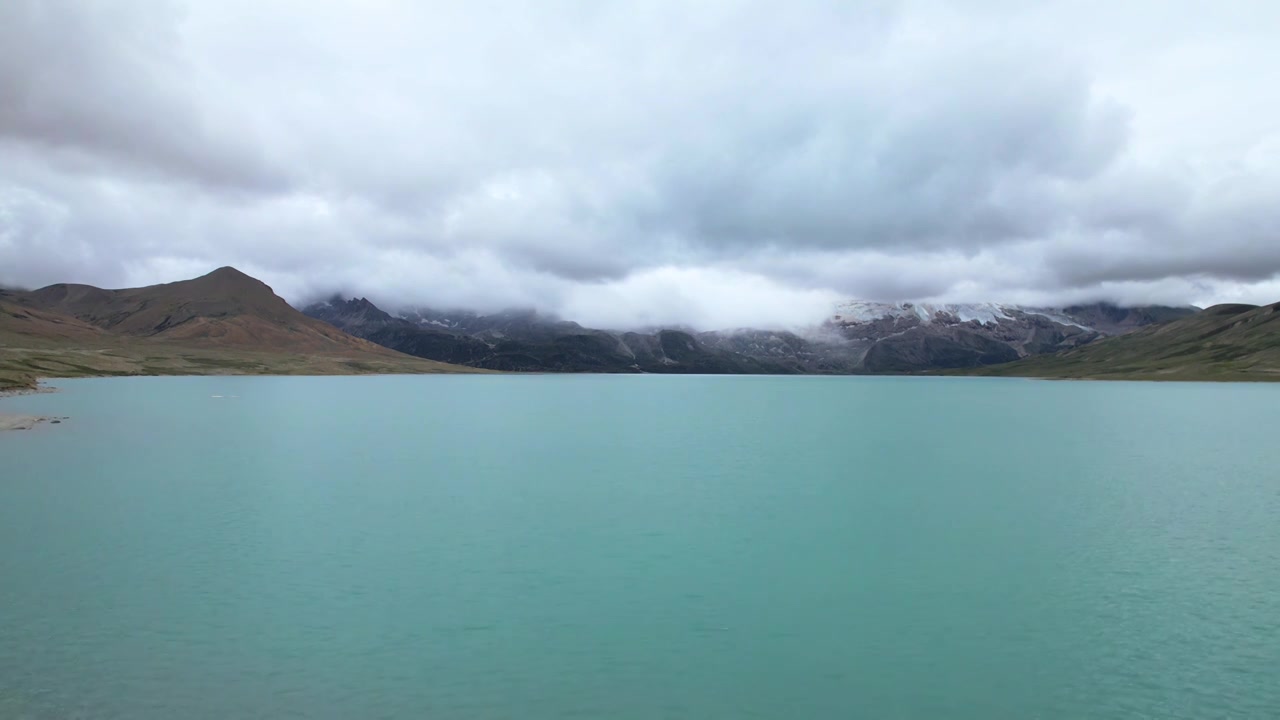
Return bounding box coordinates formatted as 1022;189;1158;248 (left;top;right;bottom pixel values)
862;328;1020;372
308;296;1194;375
305;297;495;366
305;297;787;373
1059;303;1200;336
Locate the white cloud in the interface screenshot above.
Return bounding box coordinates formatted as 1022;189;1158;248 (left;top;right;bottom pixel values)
559;267;844;330
2;0;1279;326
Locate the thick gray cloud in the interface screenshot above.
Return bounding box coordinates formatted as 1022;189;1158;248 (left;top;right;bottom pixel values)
0;0;287;191
2;0;1279;329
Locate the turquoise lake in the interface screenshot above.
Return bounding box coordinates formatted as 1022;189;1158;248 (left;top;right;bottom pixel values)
2;375;1278;719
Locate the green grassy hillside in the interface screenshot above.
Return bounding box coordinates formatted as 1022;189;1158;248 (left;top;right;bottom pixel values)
973;303;1280;381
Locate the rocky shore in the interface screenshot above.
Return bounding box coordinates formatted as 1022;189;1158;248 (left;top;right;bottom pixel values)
0;385;56;398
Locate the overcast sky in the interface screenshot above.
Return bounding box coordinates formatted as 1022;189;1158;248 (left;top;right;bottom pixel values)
2;0;1279;328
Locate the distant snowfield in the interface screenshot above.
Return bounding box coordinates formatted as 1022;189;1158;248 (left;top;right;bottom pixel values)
832;302;1092;329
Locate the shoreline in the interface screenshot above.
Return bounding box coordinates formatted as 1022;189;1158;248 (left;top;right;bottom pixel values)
0;384;58;398
0;414;66;431
0;383;63;432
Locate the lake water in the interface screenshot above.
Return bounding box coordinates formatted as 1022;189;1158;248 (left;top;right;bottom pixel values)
2;375;1278;719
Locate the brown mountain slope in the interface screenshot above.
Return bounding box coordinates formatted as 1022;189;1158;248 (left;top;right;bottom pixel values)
1;268;479;389
27;267;299;330
21;266;401;353
0;295;109;389
972;302;1280;381
0;294;107;344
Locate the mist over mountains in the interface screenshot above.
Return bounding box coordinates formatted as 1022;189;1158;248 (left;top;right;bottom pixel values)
5;264;1272;387
304;294;1197;374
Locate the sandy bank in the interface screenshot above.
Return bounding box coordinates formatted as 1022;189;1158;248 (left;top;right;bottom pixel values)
0;383;64;431
0;415;59;431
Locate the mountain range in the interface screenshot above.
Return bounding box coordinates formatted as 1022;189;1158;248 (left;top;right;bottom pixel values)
4;266;1274;389
303;296;1198;375
0;267;474;390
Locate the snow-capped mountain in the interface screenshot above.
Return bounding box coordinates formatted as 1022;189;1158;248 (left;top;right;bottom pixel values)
829;301;1195;335
834;302;1024;326
304;295;1198;375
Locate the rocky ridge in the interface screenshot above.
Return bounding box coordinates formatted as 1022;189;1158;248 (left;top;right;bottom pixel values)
305;297;1197;374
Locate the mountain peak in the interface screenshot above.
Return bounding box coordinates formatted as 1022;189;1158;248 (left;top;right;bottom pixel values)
2;268;471;381
185;266;275;298
305;295;395;325
206;265;249;278
196;266;260;286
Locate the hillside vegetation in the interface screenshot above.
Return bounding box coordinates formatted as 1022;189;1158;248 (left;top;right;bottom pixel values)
974;303;1280;381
